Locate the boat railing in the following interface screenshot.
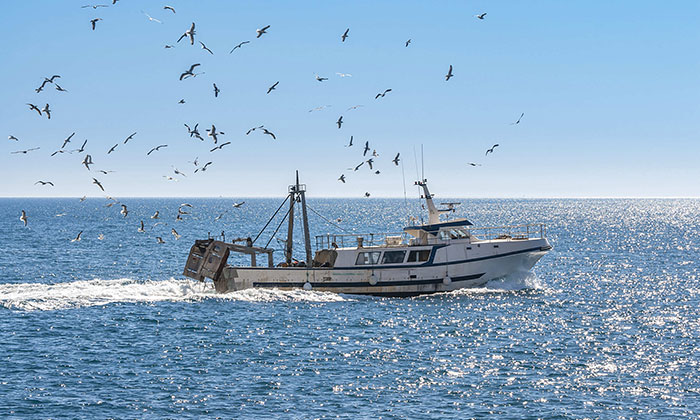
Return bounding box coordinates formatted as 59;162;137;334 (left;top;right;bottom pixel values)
468;223;547;241
315;232;409;250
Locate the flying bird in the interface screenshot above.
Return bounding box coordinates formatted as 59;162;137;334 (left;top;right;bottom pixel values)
213;83;220;97
210;141;231;152
338;174;345;183
194;161;213;173
363;141;370;156
256;25;270;38
120;204;128;217
336;116;343;129
81;4;108;9
353;162;363;171
445;65;454;81
475;13;487;20
347;105;363;111
138;220;145;232
315;75;328;82
151;211;159;219
20;210;28;226
232;201;245;208
163;5;175;13
8;135;18;141
485;144;499;156
71;231;83;242
90;18;102;30
92;178;104;191
372;149;379;157
142;11;162;23
11;147;40;154
177;22;196;45
123;132;137;144
82;154;94;170
173;168;187;177
179;63;201;80
27;103;42;116
156;237;166;244
147;145;168;155
34;180;55;186
41;104;51;119
61;132;75;148
405;39;411;47
200;41;214;54
336;72;352;77
341;28;349;42
346;136;353;147
366;158;374;170
392;153;400;166
511;113;525;125
107;143;118;154
206;125;224;143
165;44;175;49
76;139;88;153
54;84;68;92
467;162;482;167
229;40;250;53
246;125;264;135
375;89;392;99
364;192;371;198
267;81;279;94
171;228;181;240
178;98;185;103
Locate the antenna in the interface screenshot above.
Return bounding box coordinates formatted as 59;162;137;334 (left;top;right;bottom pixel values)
420;144;425;181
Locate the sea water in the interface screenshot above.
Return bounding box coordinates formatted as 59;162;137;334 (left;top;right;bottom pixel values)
1;198;698;419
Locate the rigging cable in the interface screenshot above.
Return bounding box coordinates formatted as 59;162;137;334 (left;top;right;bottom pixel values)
252;194;290;245
263;202;294;250
306;204;352;234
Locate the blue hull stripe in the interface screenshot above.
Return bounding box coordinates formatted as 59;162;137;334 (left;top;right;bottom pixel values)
252;273;485;289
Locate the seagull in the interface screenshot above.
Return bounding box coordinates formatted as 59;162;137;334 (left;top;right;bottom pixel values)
76;139;87;153
213;83;220;97
178;98;185;103
246;125;264;135
82;154;94;170
206;125;224;143
92;178;104;191
163;176;178;182
475;13;487;20
123;132;137;144
347;105;363;111
511;113;525;125
90;18;102;30
485;144;499;156
315;75;328;82
392;153;400;166
163;5;175;13
267;81;279;94
194;161;213;173
45;75;61;83
214;211;227;221
173;168;187;177
256;25;270;38
372;149;379;157
171;228;181;240
336;72;352;77
142;11;162;23
366;158;374;170
80;196;87;202
97;233;105;240
375;89;392;99
200;41;214;54
405;39;411;47
34;180;55;186
20;210;28;226
346;136;353;147
467;162;482;167
82;4;108;9
445;65;453;81
55;84;68;92
363;141;370;156
147;145;168;155
374;170;381;175
232;201;245;208
8;135;18;141
229;40;250;53
353;162;363;171
336;116;343;129
107;143;118;154
179;63;201;80
41;104;51;119
138;220;145;232
180;203;193;208
210;141;231;152
262;129;276;140
177;22;196;45
61;132;75;148
338;174;345;183
35;82;47;93
71;231;83;242
11;147;40;154
156;237;166;244
27;103;42;116
120;204;128;217
341;28;349;42
364;192;371;198
151;211;160;219
98;170;115;174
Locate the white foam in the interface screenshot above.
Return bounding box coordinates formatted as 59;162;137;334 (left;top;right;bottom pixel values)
0;278;348;311
448;270;545;295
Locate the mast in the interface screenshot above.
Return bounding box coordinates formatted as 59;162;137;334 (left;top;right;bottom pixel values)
285;181;295;264
298;172;313;264
285;171;313;265
415;179;448;225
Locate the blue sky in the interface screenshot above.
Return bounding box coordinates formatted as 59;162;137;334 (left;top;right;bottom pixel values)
1;1;698;198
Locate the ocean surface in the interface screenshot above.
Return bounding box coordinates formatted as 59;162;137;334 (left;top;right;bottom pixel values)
1;197;699;419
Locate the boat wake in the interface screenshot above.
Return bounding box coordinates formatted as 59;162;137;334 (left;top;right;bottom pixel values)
448;270;545;295
0;278;349;312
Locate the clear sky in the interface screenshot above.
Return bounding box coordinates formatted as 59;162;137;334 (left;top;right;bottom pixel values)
1;1;698;198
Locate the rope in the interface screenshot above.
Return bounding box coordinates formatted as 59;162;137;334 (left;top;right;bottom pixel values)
252;194;289;245
264;202;294;249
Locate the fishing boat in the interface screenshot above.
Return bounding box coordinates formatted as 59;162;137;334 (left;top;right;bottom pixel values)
183;173;551;296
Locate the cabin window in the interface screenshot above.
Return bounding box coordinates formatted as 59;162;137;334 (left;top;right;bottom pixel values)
407;249;431;262
382;251;406;264
439;231;451;241
355;251;381;265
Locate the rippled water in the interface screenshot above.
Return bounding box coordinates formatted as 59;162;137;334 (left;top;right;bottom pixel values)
1;198;699;419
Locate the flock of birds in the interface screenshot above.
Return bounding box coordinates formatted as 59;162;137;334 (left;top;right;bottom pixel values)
10;3;526;244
